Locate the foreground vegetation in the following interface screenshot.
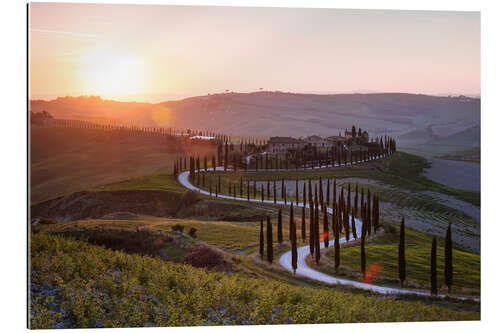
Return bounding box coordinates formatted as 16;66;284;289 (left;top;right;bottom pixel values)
30;233;478;329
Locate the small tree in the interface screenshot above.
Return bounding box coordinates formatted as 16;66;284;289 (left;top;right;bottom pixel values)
277;209;283;243
431;237;438;296
266;216;273;264
398;217;406;287
444;223;453;293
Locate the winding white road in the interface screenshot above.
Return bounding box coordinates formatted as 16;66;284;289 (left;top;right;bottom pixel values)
177;157;478;301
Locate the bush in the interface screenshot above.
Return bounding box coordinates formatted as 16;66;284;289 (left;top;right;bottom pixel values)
171;224;184;233
181;190;199;207
183;246;231;272
188;227;197;238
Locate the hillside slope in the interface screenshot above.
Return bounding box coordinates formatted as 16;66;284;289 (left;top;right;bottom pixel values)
30;93;480;141
30;126;215;203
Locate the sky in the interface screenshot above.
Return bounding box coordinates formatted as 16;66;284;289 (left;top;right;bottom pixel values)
29;3;480;102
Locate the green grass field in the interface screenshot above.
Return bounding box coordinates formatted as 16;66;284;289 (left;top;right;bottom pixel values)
325;225;480;293
30;233;478;329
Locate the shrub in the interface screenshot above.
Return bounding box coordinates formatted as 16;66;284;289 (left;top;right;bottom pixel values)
183;246;231;272
181;190;199;206
188;227;197;238
171;224;184;233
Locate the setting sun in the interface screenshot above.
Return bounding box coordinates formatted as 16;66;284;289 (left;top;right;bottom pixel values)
78;46;149;99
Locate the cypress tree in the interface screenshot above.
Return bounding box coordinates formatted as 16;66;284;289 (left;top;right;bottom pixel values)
366;189;372;236
281;178;285;200
360;229;366;279
261;184;264;202
303;182;306;207
289;203;295;242
273;181;277;203
326;178;330;207
445;223;453;293
266;216;273;264
277;209;283;243
314;203;321;264
398;217;406;287
431;237;438;295
334;214;340;273
323;205;329;248
309;202;315;255
347;183;351;224
319;177;324;210
291;215;298;275
247;181;250;201
296;177;299;205
240;177;243;197
283;183;287;204
351;207;357;239
259;218;264;259
301;205;306;242
344;200;350;241
267;180;270;200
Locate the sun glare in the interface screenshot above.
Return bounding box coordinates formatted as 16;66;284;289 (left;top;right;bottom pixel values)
78;46;149;98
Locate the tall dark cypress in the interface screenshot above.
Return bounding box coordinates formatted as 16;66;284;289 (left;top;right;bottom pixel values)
283;183;287;204
366;189;372;236
301;205;306;242
267;180;270;200
347;183;351;224
314;203;321;264
247;181;250;201
259;218;264;259
266;216;273;264
309;202;315;255
398;217;406;287
334;214;340;272
323;205;329;248
296;177;299;205
431;237;438;295
344;200;350;241
291;215;298;275
444;223;453;293
351;207;357;239
326;178;330;207
360;229;366;279
289;203;295;242
303;182;306;208
281;178;285;201
277;209;283;243
261;184;264;202
273;181;277;203
319;177;323;210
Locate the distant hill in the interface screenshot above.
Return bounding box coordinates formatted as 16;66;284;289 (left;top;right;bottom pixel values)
30;92;480;147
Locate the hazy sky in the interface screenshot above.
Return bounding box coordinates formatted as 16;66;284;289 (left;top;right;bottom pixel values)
29;3;480;102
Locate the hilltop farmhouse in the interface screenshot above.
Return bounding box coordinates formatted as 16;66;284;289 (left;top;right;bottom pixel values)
267;128;369;154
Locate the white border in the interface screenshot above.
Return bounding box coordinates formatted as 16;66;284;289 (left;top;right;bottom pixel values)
1;0;497;332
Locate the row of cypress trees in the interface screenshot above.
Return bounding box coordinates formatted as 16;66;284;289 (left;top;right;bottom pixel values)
174;134;397;176
398;218;454;295
257;182;381;274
